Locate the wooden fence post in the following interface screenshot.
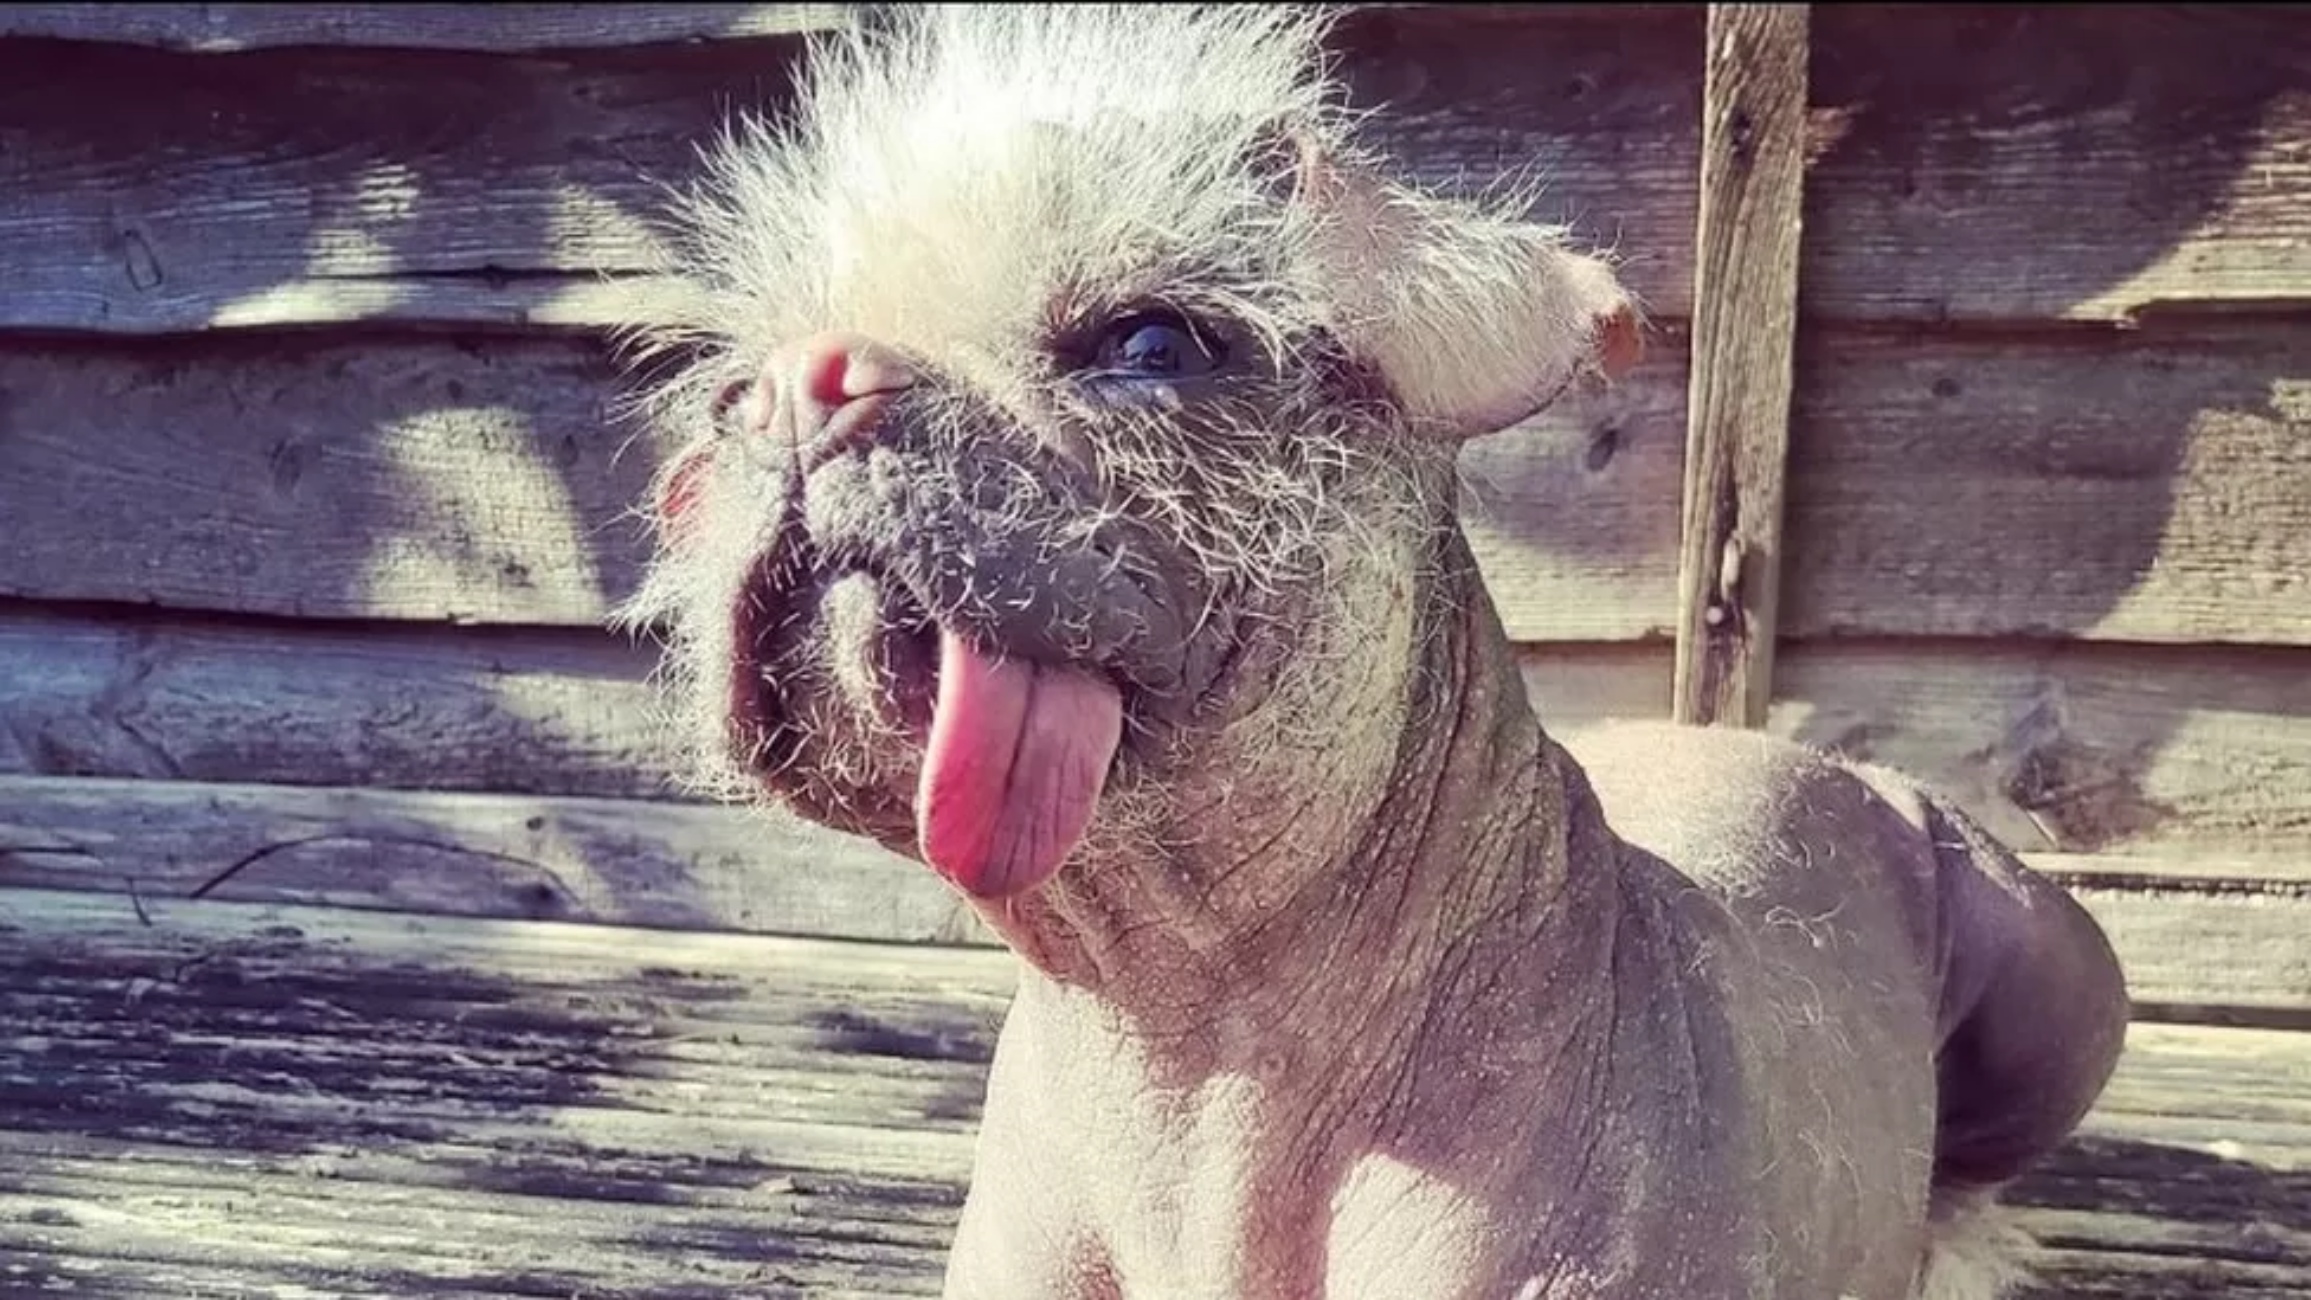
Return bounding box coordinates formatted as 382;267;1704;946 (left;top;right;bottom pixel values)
1672;3;1810;728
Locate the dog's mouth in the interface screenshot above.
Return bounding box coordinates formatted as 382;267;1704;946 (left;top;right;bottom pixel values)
716;404;1248;902
729;529;1132;903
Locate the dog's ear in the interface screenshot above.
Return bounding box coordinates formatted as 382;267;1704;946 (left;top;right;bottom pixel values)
1286;136;1642;440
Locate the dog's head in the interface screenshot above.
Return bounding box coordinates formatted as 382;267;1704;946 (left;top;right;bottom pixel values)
621;5;1635;914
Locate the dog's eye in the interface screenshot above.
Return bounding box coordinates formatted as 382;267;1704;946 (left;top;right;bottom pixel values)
709;379;752;436
1092;311;1224;379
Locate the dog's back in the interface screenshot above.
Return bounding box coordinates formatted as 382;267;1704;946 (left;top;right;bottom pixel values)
1563;720;2129;1297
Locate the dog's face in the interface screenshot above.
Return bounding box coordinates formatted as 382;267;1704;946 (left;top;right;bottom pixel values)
622;6;1635;913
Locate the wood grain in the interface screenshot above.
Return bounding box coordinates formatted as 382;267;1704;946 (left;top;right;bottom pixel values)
0;888;1000;1298
1462;323;2311;645
0;606;678;800
0;4;1607;53
1802;4;2311;325
1;4;847;50
8;323;2302;644
6;603;2304;864
0;886;2303;1298
0;772;989;945
0;4;1645;52
0;336;657;628
0;612;1658;802
0;7;2303;333
2;769;2302;1016
1672;5;1809;728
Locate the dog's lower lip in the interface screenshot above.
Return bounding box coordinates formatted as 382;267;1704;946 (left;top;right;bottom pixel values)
734;533;1153;758
880;601;940;737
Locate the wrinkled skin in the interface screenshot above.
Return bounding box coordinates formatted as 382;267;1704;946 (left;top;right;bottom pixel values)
624;8;2130;1298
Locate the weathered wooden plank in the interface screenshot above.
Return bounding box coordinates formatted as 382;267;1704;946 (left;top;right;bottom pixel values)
0;608;1650;802
1803;4;2311;326
0;772;988;945
2016;1013;2311;1294
0;605;677;800
0;14;1690;336
0;888;2302;1298
1672;4;1809;728
1461;322;2311;645
0;888;999;1297
0;7;2303;334
6;323;2303;643
0;4;1614;54
2065;885;2311;1022
6;601;2305;864
1776;327;2311;644
2;770;2303;1016
0;336;657;628
0;4;848;51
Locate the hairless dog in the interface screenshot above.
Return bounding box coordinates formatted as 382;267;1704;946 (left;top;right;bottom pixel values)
618;8;2130;1296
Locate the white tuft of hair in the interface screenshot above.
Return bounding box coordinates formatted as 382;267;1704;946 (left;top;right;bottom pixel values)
614;3;1630;457
1910;1189;2037;1300
625;5;1348;393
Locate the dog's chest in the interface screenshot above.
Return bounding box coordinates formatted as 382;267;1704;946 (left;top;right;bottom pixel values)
1070;1075;1529;1300
1078;1070;1299;1297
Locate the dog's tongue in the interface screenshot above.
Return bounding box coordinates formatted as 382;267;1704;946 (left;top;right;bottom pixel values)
916;629;1123;898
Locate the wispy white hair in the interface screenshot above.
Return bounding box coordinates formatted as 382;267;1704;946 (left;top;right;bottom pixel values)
633;5;1352;394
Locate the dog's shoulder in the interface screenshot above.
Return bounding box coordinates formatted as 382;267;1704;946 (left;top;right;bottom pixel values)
1555;718;1958;927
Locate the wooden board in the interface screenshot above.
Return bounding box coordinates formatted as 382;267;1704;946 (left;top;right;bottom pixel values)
7;323;2304;645
1533;639;2311;866
0;772;987;945
1670;3;1810;727
1803;4;2311;326
0;607;677;800
1749;641;2311;863
1;7;2305;334
6;604;2305;863
0;888;1002;1299
0;887;2303;1298
2;769;2303;1018
1776;326;2311;644
0;4;1615;53
0;4;1654;52
0;4;847;50
1464;322;2311;646
0;336;657;628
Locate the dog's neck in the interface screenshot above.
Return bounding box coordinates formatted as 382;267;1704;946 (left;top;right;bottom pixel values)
974;529;1626;1090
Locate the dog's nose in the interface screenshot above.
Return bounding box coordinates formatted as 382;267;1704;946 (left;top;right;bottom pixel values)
765;332;919;457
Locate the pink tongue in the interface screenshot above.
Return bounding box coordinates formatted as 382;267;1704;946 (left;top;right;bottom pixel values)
916;629;1124;899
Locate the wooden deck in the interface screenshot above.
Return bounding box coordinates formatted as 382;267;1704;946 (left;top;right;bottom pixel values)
3;4;2308;1295
0;887;2303;1298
